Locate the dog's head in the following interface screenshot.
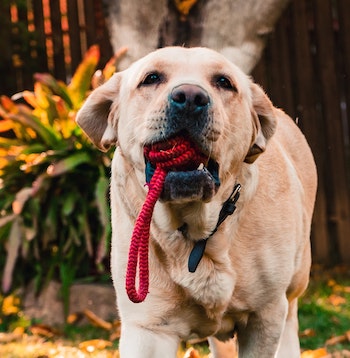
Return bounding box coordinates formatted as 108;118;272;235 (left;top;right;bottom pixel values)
77;47;276;203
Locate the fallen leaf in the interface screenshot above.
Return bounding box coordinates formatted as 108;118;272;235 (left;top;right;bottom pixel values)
66;312;84;324
0;332;22;343
327;294;346;306
301;348;328;358
83;309;113;330
78;339;112;352
300;328;316;338
29;324;61;338
327;279;336;287
326;330;350;346
109;321;121;341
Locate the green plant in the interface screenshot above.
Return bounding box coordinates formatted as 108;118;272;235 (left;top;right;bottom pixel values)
0;46;120;305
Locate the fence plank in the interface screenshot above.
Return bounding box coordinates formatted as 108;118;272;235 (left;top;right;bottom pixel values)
337;0;350;154
32;0;49;74
290;0;330;263
67;0;82;73
0;2;15;95
313;0;350;262
49;0;66;81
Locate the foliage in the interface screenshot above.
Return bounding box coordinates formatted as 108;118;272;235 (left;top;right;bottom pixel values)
0;45;120;300
299;266;350;354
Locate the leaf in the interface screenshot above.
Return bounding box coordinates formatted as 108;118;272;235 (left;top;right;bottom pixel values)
0;137;23;149
78;339;112;352
29;324;61;338
327;294;346;306
102;46;128;84
0;119;14;132
34;73;73;108
46;151;91;176
325;330;350;346
2;295;21;315
12;187;33;214
0;214;16;228
2;217;23;293
68;45;100;108
83;309;113;330
62;193;76;216
6;110;60;147
95;170;111;264
300;348;328;358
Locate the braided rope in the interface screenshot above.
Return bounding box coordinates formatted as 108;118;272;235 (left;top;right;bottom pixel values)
125;136;207;303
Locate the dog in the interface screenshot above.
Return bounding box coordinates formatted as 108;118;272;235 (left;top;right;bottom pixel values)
76;47;317;357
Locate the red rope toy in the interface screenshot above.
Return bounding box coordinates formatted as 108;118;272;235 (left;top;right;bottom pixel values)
125;136;208;303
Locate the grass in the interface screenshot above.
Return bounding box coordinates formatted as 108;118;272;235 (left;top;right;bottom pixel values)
0;266;349;357
298;265;350;354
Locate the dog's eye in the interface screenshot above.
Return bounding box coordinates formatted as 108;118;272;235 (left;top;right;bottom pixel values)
215;76;237;92
141;72;163;86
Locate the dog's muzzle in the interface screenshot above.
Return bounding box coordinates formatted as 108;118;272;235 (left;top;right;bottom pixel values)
145;135;220;203
162;84;211;141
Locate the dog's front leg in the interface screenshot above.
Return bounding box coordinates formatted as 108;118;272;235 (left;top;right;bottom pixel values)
119;324;180;358
236;295;288;358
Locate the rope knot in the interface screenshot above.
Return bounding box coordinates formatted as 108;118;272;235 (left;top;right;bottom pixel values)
126;135;207;303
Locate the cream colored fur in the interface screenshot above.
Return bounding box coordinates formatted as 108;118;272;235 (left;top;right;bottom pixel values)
76;47;317;358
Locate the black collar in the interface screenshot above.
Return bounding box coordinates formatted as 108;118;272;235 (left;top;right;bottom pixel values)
178;183;242;273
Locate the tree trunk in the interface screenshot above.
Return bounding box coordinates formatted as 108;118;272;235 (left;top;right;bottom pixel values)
103;0;290;73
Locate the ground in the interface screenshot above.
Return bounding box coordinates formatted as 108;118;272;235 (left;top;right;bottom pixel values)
0;266;349;357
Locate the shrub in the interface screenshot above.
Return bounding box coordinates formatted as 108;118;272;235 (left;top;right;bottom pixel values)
0;46;124;301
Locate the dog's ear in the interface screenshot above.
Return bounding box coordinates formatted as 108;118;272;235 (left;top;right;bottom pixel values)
76;73;121;151
244;83;277;163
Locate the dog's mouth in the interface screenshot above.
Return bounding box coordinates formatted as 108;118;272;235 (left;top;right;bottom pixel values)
144;133;220;203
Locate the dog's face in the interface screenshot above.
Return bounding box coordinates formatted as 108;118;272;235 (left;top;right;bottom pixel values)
77;47;276;202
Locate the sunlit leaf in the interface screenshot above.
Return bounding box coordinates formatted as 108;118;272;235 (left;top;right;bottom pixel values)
325;330;350;346
83;309;113;330
78;339;112;353
29;323;61;338
2;295;21;316
102;46;128;83
6;111;60;147
12;187;33;214
0;119;14;132
0;96;18;113
34;73;73;109
301;348;328;358
46;151;91;176
68;45;100;108
20;90;38;109
327;294;346;306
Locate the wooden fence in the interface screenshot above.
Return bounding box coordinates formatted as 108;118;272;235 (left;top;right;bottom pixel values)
252;0;350;264
1;0;349;264
0;0;112;95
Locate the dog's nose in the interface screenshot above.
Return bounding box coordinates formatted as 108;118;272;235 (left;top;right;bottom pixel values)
170;84;210;112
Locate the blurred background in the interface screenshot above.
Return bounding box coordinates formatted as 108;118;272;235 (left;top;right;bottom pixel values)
0;0;349;356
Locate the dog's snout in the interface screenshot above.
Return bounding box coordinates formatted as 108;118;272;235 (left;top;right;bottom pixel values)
170;84;210;112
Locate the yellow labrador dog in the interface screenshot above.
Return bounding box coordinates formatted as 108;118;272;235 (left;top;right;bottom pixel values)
76;47;317;357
